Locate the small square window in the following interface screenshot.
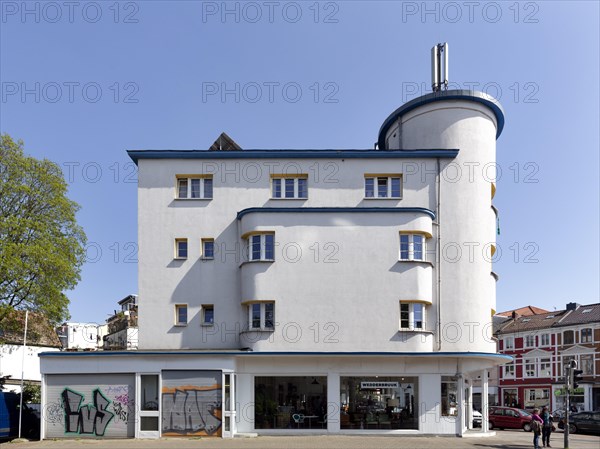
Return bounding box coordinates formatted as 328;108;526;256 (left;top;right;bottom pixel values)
202;239;215;259
175;239;188;259
202;305;214;325
175;304;188;326
248;233;275;261
248;302;275;330
400;234;426;261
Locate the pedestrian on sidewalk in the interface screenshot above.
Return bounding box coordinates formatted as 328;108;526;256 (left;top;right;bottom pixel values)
531;408;544;449
540;406;553;447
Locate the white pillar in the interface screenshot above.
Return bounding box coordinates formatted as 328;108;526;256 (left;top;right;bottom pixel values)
457;376;465;436
481;369;489;432
467;381;473;430
327;372;340;433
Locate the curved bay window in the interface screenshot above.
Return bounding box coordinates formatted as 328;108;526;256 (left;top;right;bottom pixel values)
254;376;327;429
339;376;418;430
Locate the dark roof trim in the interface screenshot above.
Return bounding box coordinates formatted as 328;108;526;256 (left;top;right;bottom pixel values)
378;90;505;149
39;350;511;361
127;149;459;165
236;207;436;221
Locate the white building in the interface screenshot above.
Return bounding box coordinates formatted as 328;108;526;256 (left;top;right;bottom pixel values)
1;311;61;393
56;322;100;351
40;85;510;438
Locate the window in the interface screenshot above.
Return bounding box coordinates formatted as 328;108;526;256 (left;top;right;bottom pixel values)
525;359;536;377
504;363;515;378
563;330;574;345
441;376;458;416
563;355;576;373
364;175;402;198
400;302;425;330
540;333;550;346
248;233;275;261
581;354;594;375
399;234;425;261
581;328;592;343
248;302;275;330
524;335;535;348
177;176;213;199
539;358;551;377
271;176;308;199
202;305;214;326
175;238;188;259
175;304;188;326
504;336;514;350
202;238;215;259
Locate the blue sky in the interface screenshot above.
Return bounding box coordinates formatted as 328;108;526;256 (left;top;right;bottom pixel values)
1;1;598;324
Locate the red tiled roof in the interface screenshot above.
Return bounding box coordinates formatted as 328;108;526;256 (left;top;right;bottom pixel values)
496;306;549;317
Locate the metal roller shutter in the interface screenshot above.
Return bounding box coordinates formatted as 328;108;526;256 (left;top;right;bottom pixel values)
161;370;222;437
44;374;135;438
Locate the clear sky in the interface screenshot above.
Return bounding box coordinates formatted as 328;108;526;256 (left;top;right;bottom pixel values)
1;1;598;324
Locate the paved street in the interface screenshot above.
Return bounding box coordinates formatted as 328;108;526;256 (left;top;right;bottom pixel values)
6;431;600;449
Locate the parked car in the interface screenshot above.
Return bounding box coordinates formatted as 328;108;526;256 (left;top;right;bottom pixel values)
558;412;600;434
472;410;482;428
488;406;533;431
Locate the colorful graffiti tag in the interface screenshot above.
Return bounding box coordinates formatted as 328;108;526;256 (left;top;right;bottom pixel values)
162;387;221;436
61;388;115;436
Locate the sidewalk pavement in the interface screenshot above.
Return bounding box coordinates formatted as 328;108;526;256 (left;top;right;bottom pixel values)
5;431;600;449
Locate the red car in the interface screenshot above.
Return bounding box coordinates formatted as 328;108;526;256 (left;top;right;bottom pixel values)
488;406;534;431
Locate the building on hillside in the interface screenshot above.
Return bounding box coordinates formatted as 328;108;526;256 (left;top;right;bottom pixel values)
496;303;600;412
103;295;139;350
0;311;61;392
40;56;511;439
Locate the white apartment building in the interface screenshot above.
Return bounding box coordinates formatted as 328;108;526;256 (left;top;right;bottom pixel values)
40;87;509;439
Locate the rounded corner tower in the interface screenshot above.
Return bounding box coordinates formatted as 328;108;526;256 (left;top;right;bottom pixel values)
378;89;505;353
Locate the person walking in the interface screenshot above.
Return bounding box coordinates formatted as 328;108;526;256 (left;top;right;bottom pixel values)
540;406;553;447
531;408;544;449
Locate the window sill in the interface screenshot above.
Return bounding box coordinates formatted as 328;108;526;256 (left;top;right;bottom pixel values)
201;323;214;327
174;198;212;201
174;257;187;261
240;328;275;334
201;257;214;261
398;329;433;334
174;324;187;327
239;259;275;267
364;197;402;200
398;259;434;267
271;197;308;200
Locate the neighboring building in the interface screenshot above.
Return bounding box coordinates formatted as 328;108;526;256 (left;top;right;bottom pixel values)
56;322;100;350
40;73;511;437
496;306;549;318
0;310;61;392
103;295;139;350
496;303;600;412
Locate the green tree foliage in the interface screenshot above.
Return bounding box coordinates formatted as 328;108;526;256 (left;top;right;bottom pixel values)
0;134;86;325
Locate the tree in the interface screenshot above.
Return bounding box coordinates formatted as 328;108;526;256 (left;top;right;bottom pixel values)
0;134;86;326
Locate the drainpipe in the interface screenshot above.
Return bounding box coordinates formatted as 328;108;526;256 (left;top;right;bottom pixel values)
436;157;442;351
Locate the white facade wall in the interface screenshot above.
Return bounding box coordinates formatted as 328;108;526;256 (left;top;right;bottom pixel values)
0;345;60;388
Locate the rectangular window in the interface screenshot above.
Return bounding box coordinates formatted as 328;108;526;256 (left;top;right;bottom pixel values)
271;176;308;199
441;376;458;416
525;359;536;377
202;305;214;325
202;239;215;259
399;234;425;261
399;302;426;330
248;233;275;261
504;363;515;378
175;304;187;326
504;336;514;350
176;176;213;199
524;335;535;348
581;354;594;375
563;330;574;345
248;302;275;330
581;328;592;343
364;175;402;198
175;238;188;259
540;333;550;346
539;358;551;377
